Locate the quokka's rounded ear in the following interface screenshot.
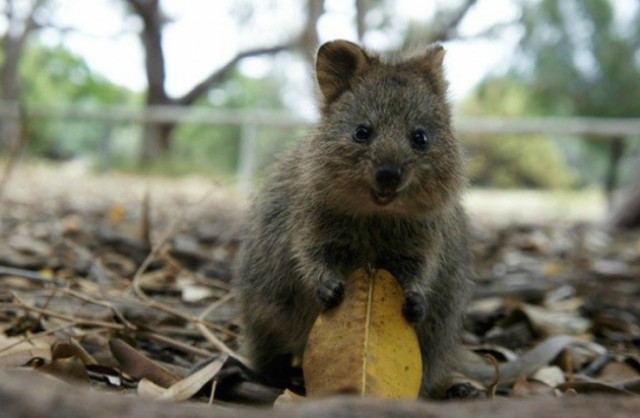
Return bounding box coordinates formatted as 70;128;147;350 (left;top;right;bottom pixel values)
422;44;445;71
410;44;448;95
316;40;370;106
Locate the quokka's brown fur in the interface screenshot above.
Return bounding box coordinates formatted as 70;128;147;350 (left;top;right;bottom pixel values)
235;39;472;397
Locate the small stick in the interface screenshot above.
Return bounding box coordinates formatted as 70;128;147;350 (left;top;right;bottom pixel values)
198;292;235;321
4;300;125;331
0;106;29;204
194;322;247;363
563;349;575;384
0;323;75;354
137;330;215;358
141;187;151;247
209;379;218;405
0;265;66;287
484;354;500;399
196;292;247;363
62;288;136;330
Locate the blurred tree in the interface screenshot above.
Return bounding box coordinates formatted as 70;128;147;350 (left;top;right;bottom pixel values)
124;0;295;165
301;0;324;62
350;0;482;49
170;70;289;177
462;76;577;188
20;43;134;159
611;173;640;228
403;0;479;46
512;0;640;204
0;0;48;152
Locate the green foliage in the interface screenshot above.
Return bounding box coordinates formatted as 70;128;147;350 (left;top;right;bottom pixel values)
166;70;297;176
21;44;134;106
517;0;640;118
462;77;578;189
510;0;640;187
10;39;298;178
17;42;137;159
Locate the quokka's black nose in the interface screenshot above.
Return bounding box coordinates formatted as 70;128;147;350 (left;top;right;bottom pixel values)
375;163;403;191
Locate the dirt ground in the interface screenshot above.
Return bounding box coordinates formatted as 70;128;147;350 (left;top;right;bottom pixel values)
0;162;638;411
1;162;607;224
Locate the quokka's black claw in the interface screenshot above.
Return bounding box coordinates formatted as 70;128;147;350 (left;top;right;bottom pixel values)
316;280;345;310
402;292;427;323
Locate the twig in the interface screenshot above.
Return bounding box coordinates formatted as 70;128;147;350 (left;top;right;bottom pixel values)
197;292;235;321
141;186;151;246
36;286;59;324
194;292;247;362
194;322;246;363
209;379;218;405
3;301;126;331
563;349;574;384
198;292;245;359
128;189;244;354
0;323;76;354
62;238;127;286
90;291;233;335
0;105;29;204
136;330;215;358
130;186;215;299
62;288;136;330
484;354;500;399
0;265;66;287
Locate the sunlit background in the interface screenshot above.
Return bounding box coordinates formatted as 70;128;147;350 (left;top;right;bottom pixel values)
1;0;639;225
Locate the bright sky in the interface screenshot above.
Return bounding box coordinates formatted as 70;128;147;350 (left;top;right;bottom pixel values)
36;0;521;110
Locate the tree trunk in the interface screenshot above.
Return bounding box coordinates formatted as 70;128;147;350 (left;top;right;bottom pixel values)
301;0;325;64
126;0;294;166
355;0;366;43
140;121;175;165
610;158;640;229
126;0;173;165
0;0;43;152
0;39;22;151
604;137;625;208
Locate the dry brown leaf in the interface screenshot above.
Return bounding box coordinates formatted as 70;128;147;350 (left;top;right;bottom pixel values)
512;377;558;397
0;336;54;367
38;356;90;383
52;340;97;365
0;348;51;368
303;268;422;399
156;355;225;401
138;377;168;399
543;262;568;278
518;303;592;336
108;203;126;226
597;361;640;384
558;380;636;395
532;366;566;387
109;339;180;387
273;389;306;406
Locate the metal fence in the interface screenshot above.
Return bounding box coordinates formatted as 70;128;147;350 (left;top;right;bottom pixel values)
1;102;639;191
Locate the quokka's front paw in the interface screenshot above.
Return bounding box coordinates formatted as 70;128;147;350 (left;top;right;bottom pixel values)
402;291;427;323
316;279;345;310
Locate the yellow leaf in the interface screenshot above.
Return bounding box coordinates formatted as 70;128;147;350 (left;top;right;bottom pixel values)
543;262;567;278
302;268;422;399
108;203;126;226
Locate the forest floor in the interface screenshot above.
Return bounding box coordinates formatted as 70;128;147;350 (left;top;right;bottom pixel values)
0;162;638;412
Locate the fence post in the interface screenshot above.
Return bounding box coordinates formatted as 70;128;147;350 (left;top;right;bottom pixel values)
237;123;258;193
99;121;114;173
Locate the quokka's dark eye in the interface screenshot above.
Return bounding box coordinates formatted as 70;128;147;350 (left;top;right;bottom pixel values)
352;124;372;144
410;128;429;151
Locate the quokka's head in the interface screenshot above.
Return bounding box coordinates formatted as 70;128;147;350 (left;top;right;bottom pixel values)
305;40;465;216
